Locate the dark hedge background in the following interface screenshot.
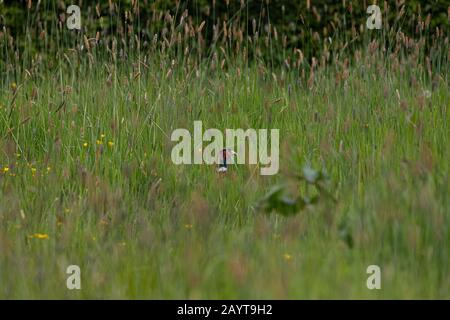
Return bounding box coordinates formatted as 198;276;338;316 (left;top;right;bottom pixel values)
0;0;448;62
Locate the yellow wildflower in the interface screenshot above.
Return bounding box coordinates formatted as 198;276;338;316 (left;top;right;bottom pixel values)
28;233;49;240
283;253;292;261
107;141;114;148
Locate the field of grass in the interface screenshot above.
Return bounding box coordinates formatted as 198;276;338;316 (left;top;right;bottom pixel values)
0;3;449;299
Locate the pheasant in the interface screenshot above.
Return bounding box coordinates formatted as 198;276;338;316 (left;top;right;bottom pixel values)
217;148;237;173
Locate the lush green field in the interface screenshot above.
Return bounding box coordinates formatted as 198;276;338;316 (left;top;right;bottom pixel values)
0;3;449;299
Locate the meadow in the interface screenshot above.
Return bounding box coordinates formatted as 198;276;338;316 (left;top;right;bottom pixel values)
0;1;449;299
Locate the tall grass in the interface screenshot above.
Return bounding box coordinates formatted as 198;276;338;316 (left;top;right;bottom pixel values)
0;1;449;298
